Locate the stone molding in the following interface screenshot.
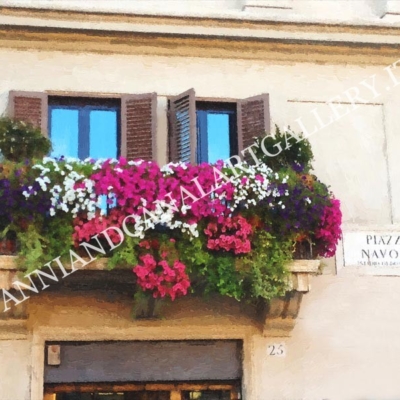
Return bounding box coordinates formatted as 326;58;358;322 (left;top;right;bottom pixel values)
0;255;320;290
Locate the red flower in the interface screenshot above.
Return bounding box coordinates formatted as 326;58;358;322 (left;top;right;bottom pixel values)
133;254;190;301
204;215;253;255
315;198;342;257
139;240;151;249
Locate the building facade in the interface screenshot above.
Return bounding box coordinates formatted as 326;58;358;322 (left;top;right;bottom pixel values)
1;1;400;399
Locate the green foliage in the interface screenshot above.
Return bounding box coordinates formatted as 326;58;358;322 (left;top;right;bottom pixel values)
107;235;139;270
0;117;51;162
254;125;314;173
241;231;292;300
16;216;74;273
176;233;211;274
177;229;290;302
201;253;244;300
16;225;48;273
175;232;243;299
44;216;75;261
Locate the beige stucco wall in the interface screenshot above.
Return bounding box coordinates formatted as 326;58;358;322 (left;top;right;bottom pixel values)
8;269;400;400
258;269;400;399
0;339;31;400
1;46;400;399
0;48;398;228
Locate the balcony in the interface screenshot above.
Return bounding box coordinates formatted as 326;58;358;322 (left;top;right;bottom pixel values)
0;121;341;337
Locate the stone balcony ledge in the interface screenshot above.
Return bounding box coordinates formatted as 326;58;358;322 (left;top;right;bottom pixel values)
0;256;320;337
0;256;320;292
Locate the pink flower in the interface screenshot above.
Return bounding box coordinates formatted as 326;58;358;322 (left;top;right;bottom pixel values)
132;254;191;301
139;240;151;249
204;215;253;254
315;198;342;257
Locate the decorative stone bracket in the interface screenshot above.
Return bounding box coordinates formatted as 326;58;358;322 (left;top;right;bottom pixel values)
261;259;320;337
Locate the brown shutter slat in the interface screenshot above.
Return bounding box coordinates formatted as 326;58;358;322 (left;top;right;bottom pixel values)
169;88;196;164
121;93;157;161
8;91;48;136
237;93;270;154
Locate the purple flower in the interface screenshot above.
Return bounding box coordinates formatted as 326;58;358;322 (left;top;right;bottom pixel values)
291;162;305;173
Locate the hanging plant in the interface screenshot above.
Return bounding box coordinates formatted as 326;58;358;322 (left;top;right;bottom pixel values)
0;118;51;162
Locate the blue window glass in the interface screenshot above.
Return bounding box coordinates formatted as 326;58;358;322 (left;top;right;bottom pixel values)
207;113;230;163
50;109;79;159
49;100;120;160
196;102;237;164
89;110;118;159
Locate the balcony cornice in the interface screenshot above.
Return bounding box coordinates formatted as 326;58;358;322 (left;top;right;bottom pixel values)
3;8;400;45
2;3;400;29
1;7;400;65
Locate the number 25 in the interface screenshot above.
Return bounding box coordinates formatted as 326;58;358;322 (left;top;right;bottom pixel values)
268;344;284;356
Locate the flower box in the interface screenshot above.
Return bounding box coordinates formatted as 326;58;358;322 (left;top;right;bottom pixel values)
0;125;341;313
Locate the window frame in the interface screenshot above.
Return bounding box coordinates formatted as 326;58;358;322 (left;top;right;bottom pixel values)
48;96;121;160
195;101;238;164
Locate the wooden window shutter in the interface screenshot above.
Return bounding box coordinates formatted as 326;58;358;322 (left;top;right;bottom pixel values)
237;93;270;154
121;93;157;161
8;91;49;136
169;88;196;164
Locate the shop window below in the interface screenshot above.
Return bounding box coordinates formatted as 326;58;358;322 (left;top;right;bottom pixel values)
46;386;238;400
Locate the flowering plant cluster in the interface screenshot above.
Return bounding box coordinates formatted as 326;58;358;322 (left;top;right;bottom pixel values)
133;240;190;301
205;216;252;254
0;128;342;304
0;118;51;162
314;198;342;257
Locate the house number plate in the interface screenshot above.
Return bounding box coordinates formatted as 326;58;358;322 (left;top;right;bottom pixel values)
267;343;286;357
